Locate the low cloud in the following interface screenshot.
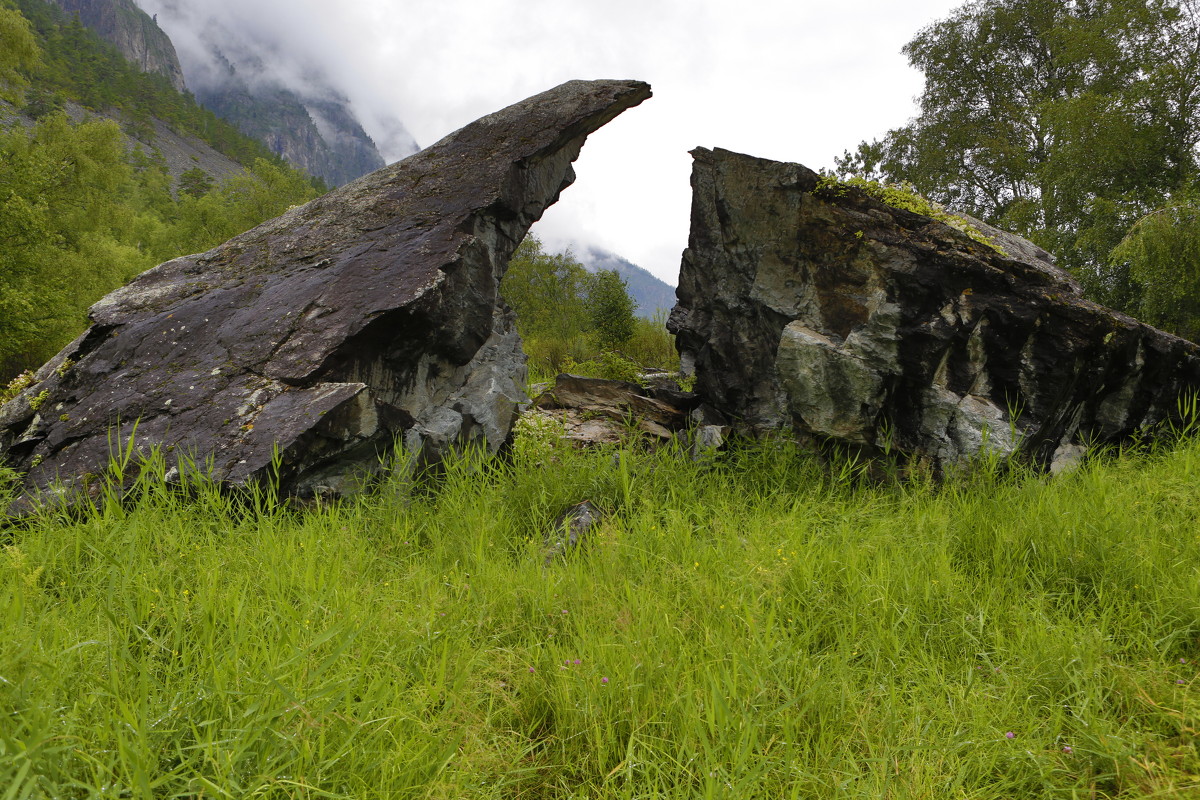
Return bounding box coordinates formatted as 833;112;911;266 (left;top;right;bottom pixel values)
135;0;964;282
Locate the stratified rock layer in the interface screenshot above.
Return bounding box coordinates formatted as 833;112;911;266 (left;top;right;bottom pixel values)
669;147;1200;468
0;79;651;512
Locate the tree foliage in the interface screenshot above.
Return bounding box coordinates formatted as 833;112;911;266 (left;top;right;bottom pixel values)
0;114;319;380
500;236;667;377
839;0;1200;321
501;236;592;346
587;268;638;351
1110;190;1200;338
0;0;39;103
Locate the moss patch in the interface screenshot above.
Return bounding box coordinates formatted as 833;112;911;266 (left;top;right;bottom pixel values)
817;174;1009;257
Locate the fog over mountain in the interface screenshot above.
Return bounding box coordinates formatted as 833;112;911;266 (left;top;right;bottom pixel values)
128;0;962;284
133;0;419;183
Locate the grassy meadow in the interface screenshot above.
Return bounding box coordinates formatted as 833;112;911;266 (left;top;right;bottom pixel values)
1;428;1198;798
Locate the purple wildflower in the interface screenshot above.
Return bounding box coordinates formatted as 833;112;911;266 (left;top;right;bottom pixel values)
601;677;609;684
1005;732;1016;739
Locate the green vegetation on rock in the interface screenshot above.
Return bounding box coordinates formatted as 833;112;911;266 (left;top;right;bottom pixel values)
816;173;1009;255
0;1;38;103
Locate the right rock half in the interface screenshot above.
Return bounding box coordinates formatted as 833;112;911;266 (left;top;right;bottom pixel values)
669;147;1200;469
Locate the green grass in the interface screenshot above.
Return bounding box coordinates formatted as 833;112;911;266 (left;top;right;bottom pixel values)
1;433;1198;798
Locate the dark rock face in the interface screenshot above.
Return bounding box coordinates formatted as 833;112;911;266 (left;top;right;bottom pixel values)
0;79;651;513
46;0;187;92
670;147;1200;469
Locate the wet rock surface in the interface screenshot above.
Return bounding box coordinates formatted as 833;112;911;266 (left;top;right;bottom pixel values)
0;79;651;514
669;147;1200;468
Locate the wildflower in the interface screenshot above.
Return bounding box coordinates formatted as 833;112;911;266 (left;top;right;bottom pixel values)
1005;732;1015;739
562;609;568;615
1178;679;1186;684
574;659;581;665
1062;746;1073;753
601;677;609;684
529;667;535;673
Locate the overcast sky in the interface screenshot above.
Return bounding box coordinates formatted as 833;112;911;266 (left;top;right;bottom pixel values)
137;0;967;285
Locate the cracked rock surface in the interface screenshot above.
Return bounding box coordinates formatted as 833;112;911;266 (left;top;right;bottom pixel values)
669;147;1200;469
0;79;651;513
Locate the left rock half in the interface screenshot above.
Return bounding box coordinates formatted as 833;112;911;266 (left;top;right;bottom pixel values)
0;79;651;514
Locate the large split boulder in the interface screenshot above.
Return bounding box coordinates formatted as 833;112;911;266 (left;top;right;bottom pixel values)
0;79;651;513
669;147;1200;469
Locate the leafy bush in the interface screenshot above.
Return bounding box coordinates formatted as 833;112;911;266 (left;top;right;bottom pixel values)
502;236;679;382
623;309;679;371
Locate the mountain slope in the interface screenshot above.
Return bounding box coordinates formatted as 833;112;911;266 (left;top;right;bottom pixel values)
0;0;323;377
35;0;408;186
44;0;185;91
189;58;386;188
138;0;418;186
578;246;677;319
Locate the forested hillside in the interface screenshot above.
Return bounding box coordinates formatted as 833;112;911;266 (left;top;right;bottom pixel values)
0;0;322;381
8;0;293;168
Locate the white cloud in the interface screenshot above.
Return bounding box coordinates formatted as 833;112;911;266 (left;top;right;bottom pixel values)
136;0;965;284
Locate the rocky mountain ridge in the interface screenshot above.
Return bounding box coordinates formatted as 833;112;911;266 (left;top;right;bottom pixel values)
41;0;403;186
45;0;185;91
141;0;414;186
